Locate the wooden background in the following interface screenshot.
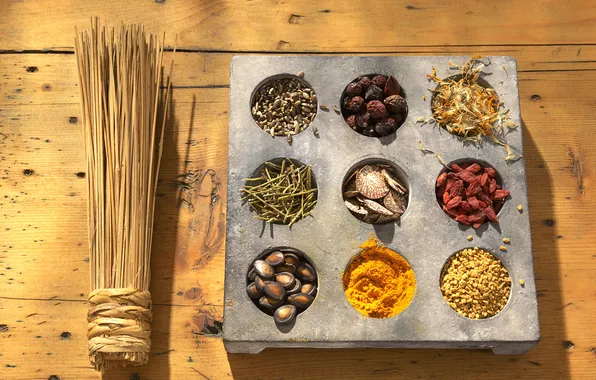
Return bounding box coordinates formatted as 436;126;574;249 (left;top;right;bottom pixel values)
1;1;595;379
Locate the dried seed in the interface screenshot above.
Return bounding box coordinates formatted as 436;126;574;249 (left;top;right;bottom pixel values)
499;245;507;252
275;272;296;289
502;237;511;244
296;262;317;282
300;283;317;296
287;293;314;308
286;278;302;295
333;104;341;114
254;260;275;279
274;304;297;324
263;281;286;300
345;199;368;215
517;204;523;212
259;295;283;310
319;105;329;111
275;263;296;274
265;251;285;267
246;282;262;299
283;253;299;266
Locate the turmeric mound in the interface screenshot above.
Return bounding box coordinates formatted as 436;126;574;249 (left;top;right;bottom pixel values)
343;237;416;318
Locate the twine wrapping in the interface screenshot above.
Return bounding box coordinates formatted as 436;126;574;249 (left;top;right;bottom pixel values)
87;288;152;372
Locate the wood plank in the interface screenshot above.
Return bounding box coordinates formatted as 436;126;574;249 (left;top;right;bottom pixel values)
3;47;596;107
1;1;596;51
0;296;594;380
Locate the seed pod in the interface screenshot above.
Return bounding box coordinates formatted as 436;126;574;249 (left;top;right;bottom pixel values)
283;253;299;266
263;281;286;300
301;283;317;296
275;272;296;289
265;251;284;267
287;278;302;295
274;305;297;324
246;282;262;299
296;262;317;282
255;276;265;292
275;263;296;274
247;267;257;281
288;293;314;308
259;295;283;310
254;260;275;279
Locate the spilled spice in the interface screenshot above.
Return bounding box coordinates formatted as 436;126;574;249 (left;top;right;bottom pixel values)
343;237;416;318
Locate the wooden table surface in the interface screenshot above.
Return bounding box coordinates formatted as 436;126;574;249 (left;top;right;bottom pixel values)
1;1;595;379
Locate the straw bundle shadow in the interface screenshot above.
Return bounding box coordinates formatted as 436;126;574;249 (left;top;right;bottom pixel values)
75;18;174;372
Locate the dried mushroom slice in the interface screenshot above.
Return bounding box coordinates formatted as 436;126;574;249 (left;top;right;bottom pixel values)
345;199;368;215
362;199;393;216
382;169;406;194
356;165;389;199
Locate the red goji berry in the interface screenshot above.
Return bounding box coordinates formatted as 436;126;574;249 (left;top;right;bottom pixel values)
468;210;486;224
455;214;471;225
446;196;462;210
461;201;473;213
484;206;498;222
466;181;482;197
466;163;482;174
443;191;451;205
451;163;463;173
436;172;447;187
450;180;464;198
489;179;497;194
493;189;510;201
468;197;479;210
478;200;487;209
480;172;489;186
443;205;459;218
485;167;496;177
445;178;454;192
478;192;492;206
458;170;477;184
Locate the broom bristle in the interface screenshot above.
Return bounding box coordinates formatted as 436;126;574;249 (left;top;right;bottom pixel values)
74;18;174;372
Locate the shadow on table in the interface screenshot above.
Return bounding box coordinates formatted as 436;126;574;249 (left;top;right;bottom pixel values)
103;96;183;380
227;121;570;379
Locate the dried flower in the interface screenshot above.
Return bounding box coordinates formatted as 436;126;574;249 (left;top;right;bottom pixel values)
367;100;387;120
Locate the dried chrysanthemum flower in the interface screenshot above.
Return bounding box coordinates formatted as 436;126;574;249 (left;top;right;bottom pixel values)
425;56;520;161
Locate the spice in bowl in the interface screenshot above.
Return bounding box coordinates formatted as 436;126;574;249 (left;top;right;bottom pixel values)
440;247;511;319
241;158;317;226
247;248;318;326
251;76;317;142
343;237;416;318
436;161;509;228
341;74;407;137
343;163;408;224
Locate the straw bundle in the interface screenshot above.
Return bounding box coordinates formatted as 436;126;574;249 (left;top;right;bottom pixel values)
75;18;174;371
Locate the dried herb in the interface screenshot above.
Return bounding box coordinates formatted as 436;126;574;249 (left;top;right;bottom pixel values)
424;56;520;161
241;159;317;226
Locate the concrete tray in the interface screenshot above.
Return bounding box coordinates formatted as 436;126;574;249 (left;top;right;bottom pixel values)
223;56;539;354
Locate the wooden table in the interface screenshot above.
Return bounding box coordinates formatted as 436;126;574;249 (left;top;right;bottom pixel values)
1;1;594;379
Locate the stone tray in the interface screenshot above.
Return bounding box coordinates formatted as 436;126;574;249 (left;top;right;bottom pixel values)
223;56;539;354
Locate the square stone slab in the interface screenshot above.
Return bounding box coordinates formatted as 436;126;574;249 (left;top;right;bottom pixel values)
224;56;539;354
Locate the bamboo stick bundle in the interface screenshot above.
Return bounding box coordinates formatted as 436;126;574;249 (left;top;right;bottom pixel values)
74;18;174;372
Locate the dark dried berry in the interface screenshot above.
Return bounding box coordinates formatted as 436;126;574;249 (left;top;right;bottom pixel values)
388;113;405;127
346;114;357;128
346;82;363;97
383;95;407;113
356;112;371;128
366;100;387;120
342;96;351;109
372;75;387;88
358;76;372;91
384;76;400;96
365;85;384;101
347;96;365;112
374;118;396;135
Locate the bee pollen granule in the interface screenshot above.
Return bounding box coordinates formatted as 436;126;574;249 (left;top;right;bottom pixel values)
440;247;511;319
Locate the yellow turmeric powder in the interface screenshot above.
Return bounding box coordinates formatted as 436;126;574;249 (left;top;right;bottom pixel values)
342;237;416;318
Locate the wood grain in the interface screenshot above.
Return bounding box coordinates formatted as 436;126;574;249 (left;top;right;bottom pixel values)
1;1;596;379
2;1;596;51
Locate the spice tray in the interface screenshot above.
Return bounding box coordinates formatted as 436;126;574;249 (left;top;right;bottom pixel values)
224;56;539;354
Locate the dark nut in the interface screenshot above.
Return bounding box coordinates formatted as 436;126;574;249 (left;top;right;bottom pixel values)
364;85;384;101
384;95;407;113
367;100;387;120
346;82;363;97
372;75;387;88
347;96;365;112
384;76;400;96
